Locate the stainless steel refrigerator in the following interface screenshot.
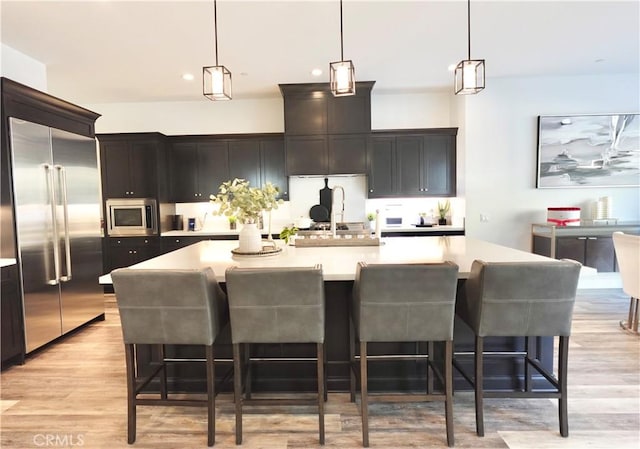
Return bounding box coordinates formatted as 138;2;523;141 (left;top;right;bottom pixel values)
9;117;104;353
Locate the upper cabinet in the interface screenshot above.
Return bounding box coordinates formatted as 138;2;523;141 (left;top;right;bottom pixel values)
169;137;229;202
279;82;374;176
368;129;457;198
168;134;288;202
98;133;166;199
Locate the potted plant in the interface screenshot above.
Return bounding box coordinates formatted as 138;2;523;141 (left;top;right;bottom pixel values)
437;200;450;225
366;212;377;231
279;225;298;245
210;178;283;253
228;215;237;230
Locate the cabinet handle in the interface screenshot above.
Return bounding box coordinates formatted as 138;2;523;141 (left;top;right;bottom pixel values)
587;237;598;240
144;239;148;243
175;239;180;243
577;237;587;240
130;191;134;195
369;189;373;193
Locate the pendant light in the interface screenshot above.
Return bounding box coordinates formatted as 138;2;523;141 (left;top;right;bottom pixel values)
203;0;232;100
454;0;485;95
330;0;356;97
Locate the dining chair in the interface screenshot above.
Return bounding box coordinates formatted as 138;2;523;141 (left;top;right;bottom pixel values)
612;231;640;334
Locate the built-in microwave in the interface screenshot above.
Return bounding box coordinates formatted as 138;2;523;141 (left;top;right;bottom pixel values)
106;198;157;236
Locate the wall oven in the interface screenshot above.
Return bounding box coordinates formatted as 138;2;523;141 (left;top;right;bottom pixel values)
106;198;157;236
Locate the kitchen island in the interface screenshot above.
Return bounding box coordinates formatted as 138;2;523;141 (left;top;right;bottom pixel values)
101;237;591;393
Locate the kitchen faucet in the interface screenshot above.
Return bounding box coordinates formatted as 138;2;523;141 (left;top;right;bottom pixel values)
330;185;345;237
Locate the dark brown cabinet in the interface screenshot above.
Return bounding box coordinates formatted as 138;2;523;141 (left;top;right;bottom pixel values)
286;133;369;176
170;135;287;202
170;139;229;202
260;138;288;200
369;129;457;198
228;140;261;188
280;82;374;176
106;237;161;272
556;236;616;272
1;264;24;367
99;134;163;199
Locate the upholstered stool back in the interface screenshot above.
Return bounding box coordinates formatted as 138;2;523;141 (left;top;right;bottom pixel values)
225;265;325;344
457;260;581;337
353;261;459;342
112;267;228;345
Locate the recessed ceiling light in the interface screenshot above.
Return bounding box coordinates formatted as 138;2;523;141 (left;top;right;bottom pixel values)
447;64;457;72
182;73;194;81
594;58;605;63
311;68;323;77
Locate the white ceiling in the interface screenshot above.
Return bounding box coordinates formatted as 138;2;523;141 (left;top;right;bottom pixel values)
1;0;638;104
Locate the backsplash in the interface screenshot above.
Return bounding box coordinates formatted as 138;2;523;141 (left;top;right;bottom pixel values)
174;177;465;232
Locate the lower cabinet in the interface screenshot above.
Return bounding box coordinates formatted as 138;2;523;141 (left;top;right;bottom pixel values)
1;264;24;367
532;228;620;273
105;237;161;272
556;236;616;272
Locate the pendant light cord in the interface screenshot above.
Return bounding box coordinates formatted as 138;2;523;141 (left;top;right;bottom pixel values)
214;0;219;65
467;0;471;60
340;0;344;61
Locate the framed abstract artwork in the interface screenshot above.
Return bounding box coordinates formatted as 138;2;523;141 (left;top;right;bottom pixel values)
536;113;640;188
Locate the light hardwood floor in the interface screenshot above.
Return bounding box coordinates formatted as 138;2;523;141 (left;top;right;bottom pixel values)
1;289;638;449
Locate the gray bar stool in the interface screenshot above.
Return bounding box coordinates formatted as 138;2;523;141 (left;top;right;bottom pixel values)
350;261;459;447
225;265;325;445
454;259;581;437
111;267;229;447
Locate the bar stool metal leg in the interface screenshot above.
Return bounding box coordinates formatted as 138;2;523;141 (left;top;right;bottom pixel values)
159;344;168;400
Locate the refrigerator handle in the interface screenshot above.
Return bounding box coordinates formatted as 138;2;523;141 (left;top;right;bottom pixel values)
44;164;60;285
56;165;72;282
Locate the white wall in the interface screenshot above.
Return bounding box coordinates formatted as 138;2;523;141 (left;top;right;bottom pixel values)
463;73;640;250
371;90;452;130
87;97;284;135
0;44;47;91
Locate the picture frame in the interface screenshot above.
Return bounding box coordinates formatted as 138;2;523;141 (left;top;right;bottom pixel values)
536;113;640;188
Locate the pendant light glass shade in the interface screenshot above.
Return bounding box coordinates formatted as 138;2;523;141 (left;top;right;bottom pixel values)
454;0;485;95
330;0;355;97
454;59;485;95
203;65;232;100
330;60;356;96
203;0;232;101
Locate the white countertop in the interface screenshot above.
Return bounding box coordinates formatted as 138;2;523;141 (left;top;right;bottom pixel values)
161;225;464;237
0;258;17;268
100;236;594;284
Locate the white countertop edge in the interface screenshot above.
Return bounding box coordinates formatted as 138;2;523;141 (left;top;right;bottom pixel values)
99;236;595;285
1;258;17;268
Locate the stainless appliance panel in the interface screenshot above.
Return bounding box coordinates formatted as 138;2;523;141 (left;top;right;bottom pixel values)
9;119;63;352
9;118;104;352
51;128;103;333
